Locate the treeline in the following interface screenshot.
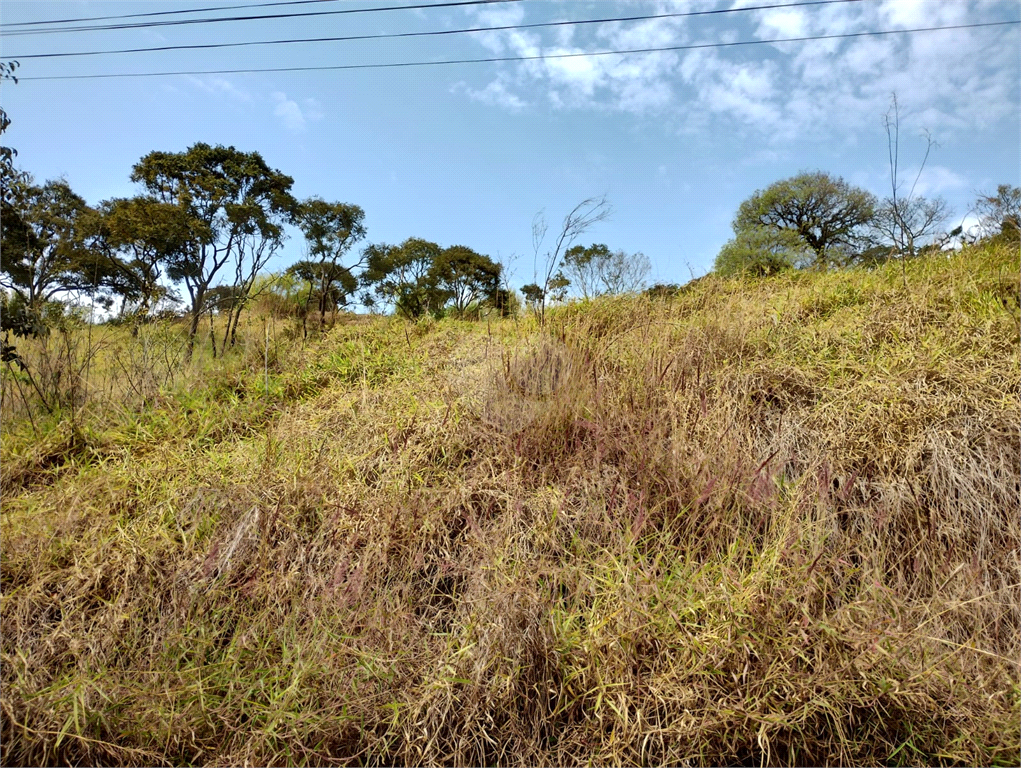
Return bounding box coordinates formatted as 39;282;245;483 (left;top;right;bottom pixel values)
0;143;517;351
711;172;1019;279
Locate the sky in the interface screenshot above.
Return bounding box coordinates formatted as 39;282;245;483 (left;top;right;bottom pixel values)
1;0;1019;293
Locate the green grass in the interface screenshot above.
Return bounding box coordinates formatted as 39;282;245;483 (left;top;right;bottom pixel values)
2;241;1019;766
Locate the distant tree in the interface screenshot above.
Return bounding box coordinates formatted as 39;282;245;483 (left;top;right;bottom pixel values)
205;284;245;316
733;172;876;268
0;178;114;308
520;283;545;309
248;270;311;318
293;198;366;334
975;184;1021;240
362;237;442;319
547;271;571;303
870;195;950;258
563;243;650;297
287;259;357;333
489;287;521;318
530;196;611;322
429;245;501;318
714;226;813;277
644;283;681;299
130;143;296;352
561;243;608;300
87;196;197;324
871;95;951;258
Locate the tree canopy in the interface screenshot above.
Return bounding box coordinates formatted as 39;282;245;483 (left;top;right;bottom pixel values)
362;238;443;319
562;243;650;298
713;226;813;277
733;172;876;268
293;198;366;330
0;178;116;307
130;143;296;343
430;245;501;318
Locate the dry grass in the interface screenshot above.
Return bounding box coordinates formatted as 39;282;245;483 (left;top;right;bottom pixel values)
2;242;1019;766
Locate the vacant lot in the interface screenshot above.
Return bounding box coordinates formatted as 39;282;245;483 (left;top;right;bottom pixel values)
2;242;1018;766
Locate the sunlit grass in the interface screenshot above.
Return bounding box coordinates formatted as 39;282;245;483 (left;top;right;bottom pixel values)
2;241;1019;766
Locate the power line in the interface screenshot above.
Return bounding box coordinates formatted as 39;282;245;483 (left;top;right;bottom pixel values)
17;20;1018;82
0;0;519;38
5;0;869;61
3;0;339;28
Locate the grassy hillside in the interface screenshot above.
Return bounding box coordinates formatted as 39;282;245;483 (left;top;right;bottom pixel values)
1;242;1019;766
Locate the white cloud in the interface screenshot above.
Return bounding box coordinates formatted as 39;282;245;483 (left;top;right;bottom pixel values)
911;164;969;197
452;79;528;110
185;76;251;102
302;97;324;122
755;7;809;39
271;91;322;134
450;0;1019;142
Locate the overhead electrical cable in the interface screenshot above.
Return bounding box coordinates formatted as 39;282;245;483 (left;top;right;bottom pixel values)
0;0;520;37
2;0;340;28
5;0;871;61
16;20;1018;82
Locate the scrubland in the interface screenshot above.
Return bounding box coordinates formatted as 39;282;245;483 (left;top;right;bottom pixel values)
1;241;1019;766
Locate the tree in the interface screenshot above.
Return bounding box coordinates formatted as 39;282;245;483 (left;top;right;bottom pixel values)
871;195;950;258
645;283;681;299
733;172;876;268
0;61;28;209
287;259;357;334
872;95;951;257
293;198;366;334
975;184;1021;240
520;283;545;309
714;225;812;277
88;196;197;324
563;243;650;297
530;196;611;323
362;237;442;319
429;245;501;318
130;143;296;351
0;178;110;308
562;243;608;300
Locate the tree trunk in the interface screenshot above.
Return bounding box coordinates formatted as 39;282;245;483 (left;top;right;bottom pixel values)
208;310;218;359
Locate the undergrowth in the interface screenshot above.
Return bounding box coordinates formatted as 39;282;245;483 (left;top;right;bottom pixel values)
2;242;1019;766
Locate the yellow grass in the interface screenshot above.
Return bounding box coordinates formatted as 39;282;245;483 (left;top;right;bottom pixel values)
1;241;1019;766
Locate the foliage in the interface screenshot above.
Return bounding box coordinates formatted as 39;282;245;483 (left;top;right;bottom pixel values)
0;178;121;307
362;238;443;319
714;225;813;277
976;184;1021;240
130;143;296;344
562;243;650;298
733;171;876;267
248;270;312;318
428;244;501;318
87;196;199;321
520;282;545;307
286;260;357;312
293;198;366;332
644;282;681;298
0;61;28;209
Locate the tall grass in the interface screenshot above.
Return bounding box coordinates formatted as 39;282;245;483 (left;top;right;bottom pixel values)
1;242;1018;766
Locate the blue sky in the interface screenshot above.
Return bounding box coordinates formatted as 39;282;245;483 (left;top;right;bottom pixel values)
2;0;1019;292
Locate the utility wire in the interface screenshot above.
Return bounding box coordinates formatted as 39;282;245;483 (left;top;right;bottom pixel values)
3;0;339;28
0;0;519;37
5;0;870;61
17;20;1018;82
